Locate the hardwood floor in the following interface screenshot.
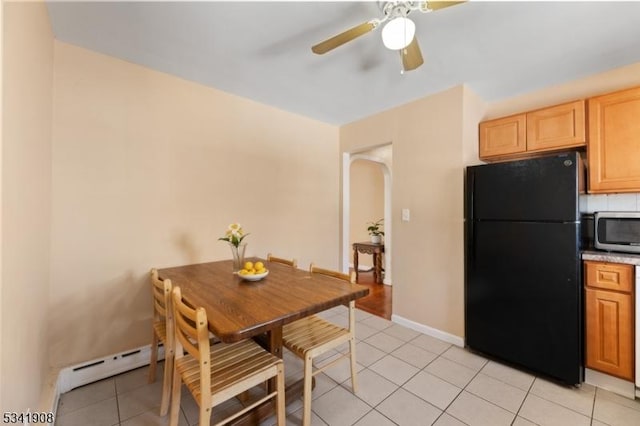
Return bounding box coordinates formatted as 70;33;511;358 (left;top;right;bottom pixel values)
352;269;392;320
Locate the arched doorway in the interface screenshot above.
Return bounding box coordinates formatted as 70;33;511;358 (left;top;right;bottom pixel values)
342;144;392;285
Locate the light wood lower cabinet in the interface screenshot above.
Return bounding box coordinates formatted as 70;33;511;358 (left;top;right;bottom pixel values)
584;261;635;381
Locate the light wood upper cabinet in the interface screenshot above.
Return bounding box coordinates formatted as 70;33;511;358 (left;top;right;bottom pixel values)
479;114;526;159
527;100;586;152
479;101;586;161
588;86;640;193
584;260;635;381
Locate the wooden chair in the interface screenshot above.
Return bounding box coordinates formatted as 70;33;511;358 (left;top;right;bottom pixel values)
282;264;358;426
169;286;285;426
148;268;174;416
267;253;297;269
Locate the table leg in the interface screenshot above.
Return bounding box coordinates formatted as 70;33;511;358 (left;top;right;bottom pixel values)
354;248;359;283
375;253;382;284
268;327;283;358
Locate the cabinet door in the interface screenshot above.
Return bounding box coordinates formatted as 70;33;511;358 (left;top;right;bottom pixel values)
526;100;586;152
588;86;640;193
479;114;526;159
585;287;634;380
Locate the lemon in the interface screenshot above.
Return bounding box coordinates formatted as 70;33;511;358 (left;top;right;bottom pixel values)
256;268;266;275
254;261;264;270
244;261;254;270
238;269;248;276
245;269;255;275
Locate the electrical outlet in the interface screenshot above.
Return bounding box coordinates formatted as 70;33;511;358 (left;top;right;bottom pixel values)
402;208;410;222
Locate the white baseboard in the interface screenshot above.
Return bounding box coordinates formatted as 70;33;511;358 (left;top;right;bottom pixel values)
40;368;62;425
40;344;159;425
391;314;464;347
585;368;636;400
58;344;162;394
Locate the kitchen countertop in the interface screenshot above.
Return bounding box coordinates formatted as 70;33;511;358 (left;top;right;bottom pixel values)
582;250;640;266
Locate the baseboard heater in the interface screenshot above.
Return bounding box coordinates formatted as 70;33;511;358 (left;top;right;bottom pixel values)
58;344;164;394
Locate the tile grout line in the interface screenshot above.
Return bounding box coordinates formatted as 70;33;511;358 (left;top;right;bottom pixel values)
432;355;554;425
337;345;445;425
527;380;598;421
113;377;122;426
590;386;596;426
511;375;538;425
366;344;468;425
435;356;487;426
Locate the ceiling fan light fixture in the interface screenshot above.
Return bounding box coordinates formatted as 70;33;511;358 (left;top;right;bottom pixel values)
381;17;415;50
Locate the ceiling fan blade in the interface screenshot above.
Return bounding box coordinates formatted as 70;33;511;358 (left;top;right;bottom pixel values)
423;1;466;12
401;37;424;72
311;21;377;54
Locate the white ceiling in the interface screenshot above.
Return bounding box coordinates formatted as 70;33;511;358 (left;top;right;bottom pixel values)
46;1;640;125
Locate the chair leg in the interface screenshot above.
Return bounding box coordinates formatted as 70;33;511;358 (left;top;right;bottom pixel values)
199;405;211;426
168;362;182;426
302;354;313;426
275;363;286;426
349;337;358;393
159;350;173;416
148;330;159;383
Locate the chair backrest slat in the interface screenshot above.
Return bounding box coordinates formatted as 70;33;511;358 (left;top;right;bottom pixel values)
172;286;212;405
309;263;356;332
309;263;355;283
172;288;203;360
153;292;167;317
150;268;175;366
267;253;297;269
151;268;172;319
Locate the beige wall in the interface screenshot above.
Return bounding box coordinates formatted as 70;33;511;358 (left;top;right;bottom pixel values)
341;85;480;337
484;62;640;119
1;0;4;409
2;1;54;411
462;86;487;167
349;160;384;265
49;42;340;368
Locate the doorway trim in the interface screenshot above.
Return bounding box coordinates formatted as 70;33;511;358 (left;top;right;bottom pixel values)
342;151;392;285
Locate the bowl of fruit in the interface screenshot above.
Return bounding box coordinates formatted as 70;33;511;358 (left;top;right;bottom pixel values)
237;261;269;281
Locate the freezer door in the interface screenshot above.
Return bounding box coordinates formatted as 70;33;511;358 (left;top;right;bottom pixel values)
466;152;581;222
465;221;583;384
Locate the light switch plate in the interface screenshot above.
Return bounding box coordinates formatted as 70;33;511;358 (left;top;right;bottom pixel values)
402;209;410;222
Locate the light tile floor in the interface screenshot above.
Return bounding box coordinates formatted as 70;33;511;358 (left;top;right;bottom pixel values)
56;307;640;426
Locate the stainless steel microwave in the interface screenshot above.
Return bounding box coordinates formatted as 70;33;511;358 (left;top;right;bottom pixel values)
594;211;640;253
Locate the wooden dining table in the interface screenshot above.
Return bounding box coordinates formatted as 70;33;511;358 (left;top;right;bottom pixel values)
157;258;369;424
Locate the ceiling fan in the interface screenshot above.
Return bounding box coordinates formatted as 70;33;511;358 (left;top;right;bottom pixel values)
311;1;465;72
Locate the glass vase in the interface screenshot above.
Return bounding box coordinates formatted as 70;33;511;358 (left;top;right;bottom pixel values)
230;243;246;273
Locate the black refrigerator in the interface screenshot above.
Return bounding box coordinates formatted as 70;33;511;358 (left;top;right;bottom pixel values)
465;152;584;385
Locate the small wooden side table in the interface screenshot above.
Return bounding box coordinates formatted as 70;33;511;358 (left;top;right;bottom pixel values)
353;241;385;284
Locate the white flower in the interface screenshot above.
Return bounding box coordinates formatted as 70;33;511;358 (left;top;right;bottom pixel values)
219;223;249;247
